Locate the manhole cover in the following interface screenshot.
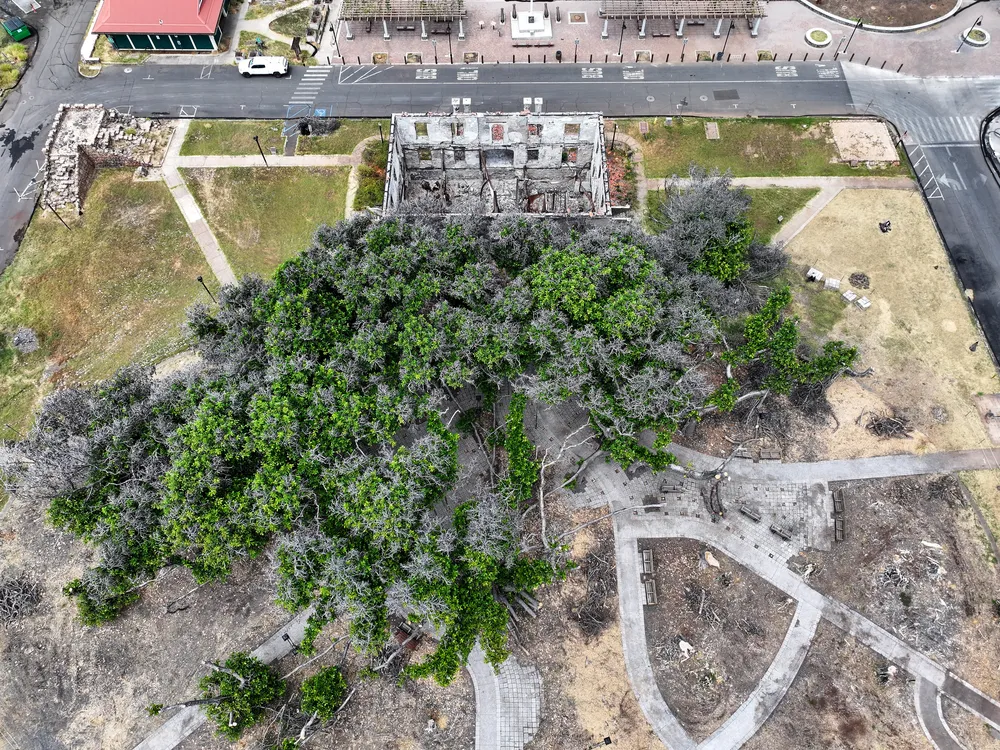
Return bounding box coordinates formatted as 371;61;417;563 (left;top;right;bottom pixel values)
646;95;654;102
124;68;132;73
700;95;708;101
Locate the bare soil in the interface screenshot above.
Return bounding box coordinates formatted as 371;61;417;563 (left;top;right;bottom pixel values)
0;488;287;749
743;621;927;749
941;696;1000;750
795;475;1000;684
815;0;953;27
517;509;663;750
641;538;795;741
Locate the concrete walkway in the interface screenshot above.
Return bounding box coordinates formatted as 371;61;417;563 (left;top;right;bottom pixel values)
131;608;313;750
646;176;918;191
916;677;968;750
699;601;822;750
162;165;237;286
615;513;1000;745
467;643;542;750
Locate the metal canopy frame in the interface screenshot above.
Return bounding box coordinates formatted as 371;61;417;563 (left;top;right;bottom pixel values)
600;0;763;19
340;0;466;21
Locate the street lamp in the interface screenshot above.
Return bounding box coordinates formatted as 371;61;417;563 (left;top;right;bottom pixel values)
196;275;217;304
681;36;688;61
617;20;627;58
720;20;735;60
432;39;438;64
956;15;984;53
574;37;579;63
446;23;453;63
252;134;269;167
842;17;863;55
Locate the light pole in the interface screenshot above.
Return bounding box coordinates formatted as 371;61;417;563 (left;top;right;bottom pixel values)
196;275;217;304
681;36;688;61
842;17;863;55
956;15;984;53
432;39;438;64
617;20;627;58
446;23;453;63
252;134;268;167
720;20;734;60
574;37;579;63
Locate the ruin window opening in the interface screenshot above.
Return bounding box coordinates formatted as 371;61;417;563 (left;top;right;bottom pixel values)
562;147;578;164
491;124;505;142
528;123;542;138
452;121;465;137
418;147;432;162
564;123;580;137
485;149;514;167
415;122;429;138
454;147;466;162
527;149;539;161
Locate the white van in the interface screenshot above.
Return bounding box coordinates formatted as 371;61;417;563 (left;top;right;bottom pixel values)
238;56;289;78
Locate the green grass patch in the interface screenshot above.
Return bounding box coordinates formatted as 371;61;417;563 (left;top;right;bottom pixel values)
93;35;150;64
183;167;351;278
612;117;911;178
180;120;285;156
646;187;819;241
745;187;819;241
296;119;390;155
238;31;317;64
0;171;212;439
245;0;304;20
354;141;389;212
269;7;310;37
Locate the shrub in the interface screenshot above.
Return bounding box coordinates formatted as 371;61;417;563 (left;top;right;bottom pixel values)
200;652;286;740
300;665;348;720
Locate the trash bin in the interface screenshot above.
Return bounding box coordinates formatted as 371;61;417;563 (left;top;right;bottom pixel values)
555;50;562;62
299;120;312;136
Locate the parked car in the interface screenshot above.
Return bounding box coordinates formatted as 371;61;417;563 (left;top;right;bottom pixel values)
238;56;289;78
1;16;31;42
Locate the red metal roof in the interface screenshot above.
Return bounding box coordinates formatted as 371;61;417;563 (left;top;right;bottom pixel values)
93;0;226;35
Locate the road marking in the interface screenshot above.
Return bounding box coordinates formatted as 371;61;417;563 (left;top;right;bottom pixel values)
775;65;798;78
458;69;479;81
581;67;603;79
416;68;438;80
815;64;840;79
198;65;214;80
178;105;198;118
622;68;644;80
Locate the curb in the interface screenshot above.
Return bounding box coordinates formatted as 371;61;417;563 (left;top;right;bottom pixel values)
795;0;963;32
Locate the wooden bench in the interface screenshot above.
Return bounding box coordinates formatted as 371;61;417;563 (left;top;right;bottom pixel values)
734;447;753;460
769;524;793;541
644;579;658;605
835;517;846;542
760;449;782;461
739;504;762;523
660;482;684;493
832;488;845;515
642;548;654;576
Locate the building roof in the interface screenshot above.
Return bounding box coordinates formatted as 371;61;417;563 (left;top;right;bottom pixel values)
93;0;226;35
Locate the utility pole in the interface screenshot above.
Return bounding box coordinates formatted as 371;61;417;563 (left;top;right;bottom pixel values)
843;17;863;55
720;20;734;60
617;20;627;58
252;135;268;167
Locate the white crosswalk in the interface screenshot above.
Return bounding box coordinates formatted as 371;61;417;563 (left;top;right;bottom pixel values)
287;66;332;106
906;115;981;144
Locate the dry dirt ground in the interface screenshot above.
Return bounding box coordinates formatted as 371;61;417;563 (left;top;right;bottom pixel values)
0;489;288;749
830;120;899;163
179;629;476;750
517;507;664;750
942;694;1000;750
817;0;952;26
743;621;927;749
640;538;794;742
796;475;1000;691
784;189;998;461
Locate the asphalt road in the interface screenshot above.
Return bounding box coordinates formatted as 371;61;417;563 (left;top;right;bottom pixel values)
2;3;1000;354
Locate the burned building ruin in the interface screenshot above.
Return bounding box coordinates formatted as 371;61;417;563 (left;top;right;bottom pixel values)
382;112;611;216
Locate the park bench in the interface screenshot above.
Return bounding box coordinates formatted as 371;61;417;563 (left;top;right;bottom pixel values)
760;449;782;461
659;482;684;493
644;579;658;605
734;447;753;460
739;504;762;523
832;488;845;515
642;548;654;576
769;524;792;541
835;517;846;542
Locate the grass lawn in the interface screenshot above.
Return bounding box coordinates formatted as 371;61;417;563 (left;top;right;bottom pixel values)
611;117;911;178
0;171;212;440
183;167;350;278
296;119;390;155
646;187;818;241
269;7;310;37
354;141;389;211
181;120;285;156
238;31;317;64
92;34;149;64
0;38;28;101
246;0;304;20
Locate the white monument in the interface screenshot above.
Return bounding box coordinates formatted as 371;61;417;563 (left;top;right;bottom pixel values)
511;0;553;39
